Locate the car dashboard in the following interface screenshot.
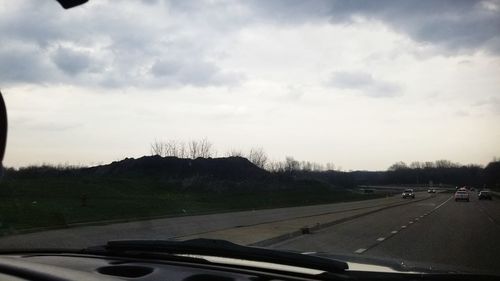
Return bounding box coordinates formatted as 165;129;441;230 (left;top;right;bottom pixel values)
0;253;318;281
0;252;498;281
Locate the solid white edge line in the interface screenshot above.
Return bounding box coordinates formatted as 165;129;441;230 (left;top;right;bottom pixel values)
433;195;453;211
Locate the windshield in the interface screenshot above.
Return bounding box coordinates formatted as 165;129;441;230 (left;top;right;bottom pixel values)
0;0;499;276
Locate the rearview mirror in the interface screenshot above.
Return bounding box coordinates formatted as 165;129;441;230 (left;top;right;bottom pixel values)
0;92;7;178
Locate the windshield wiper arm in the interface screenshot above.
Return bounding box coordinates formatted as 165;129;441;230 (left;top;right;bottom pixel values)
89;238;348;273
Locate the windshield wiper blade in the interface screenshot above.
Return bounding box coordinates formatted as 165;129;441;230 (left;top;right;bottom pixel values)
90;238;348;273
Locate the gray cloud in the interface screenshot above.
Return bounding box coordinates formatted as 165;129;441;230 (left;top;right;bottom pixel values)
52;47;92;75
0;44;55;84
151;60;182;77
328;71;402;98
144;0;500;59
474;97;500;114
150;59;243;87
0;0;498;89
251;0;500;54
0;0;244;89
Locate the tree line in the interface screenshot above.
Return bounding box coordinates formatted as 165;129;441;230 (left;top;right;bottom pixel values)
150;139;335;172
383;159;498;188
149;139;499;189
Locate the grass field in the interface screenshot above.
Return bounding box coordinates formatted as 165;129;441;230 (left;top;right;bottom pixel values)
0;176;385;235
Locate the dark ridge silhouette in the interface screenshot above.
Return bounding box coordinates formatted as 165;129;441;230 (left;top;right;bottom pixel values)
84;155;270;180
5;157;499;190
484;161;500;187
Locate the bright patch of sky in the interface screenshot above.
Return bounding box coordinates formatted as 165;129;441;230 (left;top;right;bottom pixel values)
1;0;499;170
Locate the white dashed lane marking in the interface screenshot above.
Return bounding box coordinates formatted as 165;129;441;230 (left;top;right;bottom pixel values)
301;251;317;255
354;248;367;254
352;195;454;256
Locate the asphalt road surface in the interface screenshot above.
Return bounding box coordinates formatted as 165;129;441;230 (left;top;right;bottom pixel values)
272;192;500;274
0;193;425;248
1;190;498;274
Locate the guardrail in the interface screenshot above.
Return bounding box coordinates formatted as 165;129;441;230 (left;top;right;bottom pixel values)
490;191;500;198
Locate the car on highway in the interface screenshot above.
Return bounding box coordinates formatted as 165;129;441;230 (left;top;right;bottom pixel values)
478;191;493;200
401;189;415;199
427;188;436;193
455;189;470;202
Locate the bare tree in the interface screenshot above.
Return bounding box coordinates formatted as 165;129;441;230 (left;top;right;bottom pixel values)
388;161;408;171
410;161;422;169
152;138;214;159
435;159;458;168
248;147;268;169
226;149;244;157
311;162;324;171
423;161;435;169
326;162;336;171
164;140;178;157
187;138;213;158
300;161;312;171
285;156;299;172
177;141;187;158
150;140;165;156
198;138;213;158
267;160;285;172
188;140;199;159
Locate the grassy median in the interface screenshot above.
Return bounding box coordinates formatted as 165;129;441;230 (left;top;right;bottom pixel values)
0;176;385;234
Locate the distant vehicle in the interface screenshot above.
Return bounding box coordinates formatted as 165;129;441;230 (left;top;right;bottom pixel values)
454;189;469;202
402;189;415;199
478;191;492;200
427;188;436;193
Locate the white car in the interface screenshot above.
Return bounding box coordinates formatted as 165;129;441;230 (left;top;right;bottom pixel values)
402;189;415;199
454;188;469;202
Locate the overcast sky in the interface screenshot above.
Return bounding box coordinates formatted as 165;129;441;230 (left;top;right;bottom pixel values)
1;0;499;170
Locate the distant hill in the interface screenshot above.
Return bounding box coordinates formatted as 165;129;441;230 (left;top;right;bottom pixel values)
84;155;270;181
7;157;499;190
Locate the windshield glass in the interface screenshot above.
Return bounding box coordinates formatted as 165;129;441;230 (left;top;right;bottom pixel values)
0;0;499;276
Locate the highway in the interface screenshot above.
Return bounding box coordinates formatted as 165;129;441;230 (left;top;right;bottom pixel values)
271;192;500;274
0;193;428;248
0;190;499;274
